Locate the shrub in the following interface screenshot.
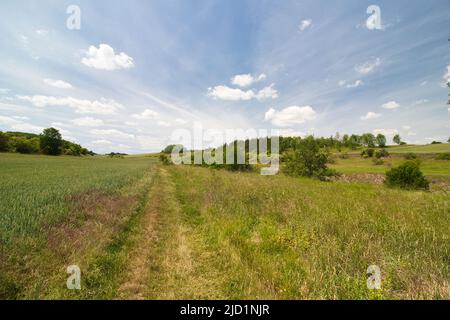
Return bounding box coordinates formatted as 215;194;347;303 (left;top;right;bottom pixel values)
159;153;172;165
385;161;429;190
375;149;389;159
361;148;375;158
435;153;450;160
404;152;417;160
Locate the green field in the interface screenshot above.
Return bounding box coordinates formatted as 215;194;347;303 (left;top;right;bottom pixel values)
0;153;449;299
330;157;450;177
345;143;450;155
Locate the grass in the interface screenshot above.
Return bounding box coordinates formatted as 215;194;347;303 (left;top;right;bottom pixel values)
167;165;450;299
386;143;450;154
1;153;449;299
0;153;156;299
330;157;450;177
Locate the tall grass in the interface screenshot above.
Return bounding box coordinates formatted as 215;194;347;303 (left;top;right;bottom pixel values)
170;166;450;299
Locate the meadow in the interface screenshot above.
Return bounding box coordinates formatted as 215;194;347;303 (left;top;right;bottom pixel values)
0;151;449;299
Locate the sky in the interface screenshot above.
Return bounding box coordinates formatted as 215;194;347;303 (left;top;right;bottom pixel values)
0;0;449;154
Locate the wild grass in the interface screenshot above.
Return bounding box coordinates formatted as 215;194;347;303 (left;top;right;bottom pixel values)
169;165;450;299
330;157;450;177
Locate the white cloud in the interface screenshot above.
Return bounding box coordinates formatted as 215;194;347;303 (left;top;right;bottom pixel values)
338;80;346;87
131;109;159;119
208;84;278;101
381;100;400;110
18;95;123;115
361;111;381;120
72;117;104;127
90;129;134;140
0;88;10;94
256;84;279;100
355;58;381;74
208;85;255;101
231;73;266;87
264;106;316;127
402;125;411;130
373;128;398;136
407;132;417;136
81;44;134;71
346;80;363;88
299;19;312;31
44;78;73;89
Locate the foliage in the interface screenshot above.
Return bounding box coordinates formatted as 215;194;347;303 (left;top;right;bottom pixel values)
159;153;172;165
375;149;389;159
393;134;401;145
404;152;417;160
385;161;429;190
0;132;10;152
375;134;387;148
282;136;336;180
435;152;450;160
361;133;376;147
361;148;375;158
40;128;63;155
162;144;184;154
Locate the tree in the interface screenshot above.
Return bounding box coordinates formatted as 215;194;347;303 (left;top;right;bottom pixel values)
0;131;9;152
40;128;63;155
362;133;376;147
447;137;450;143
282;136;335;180
376;134;387;147
393;134;401;145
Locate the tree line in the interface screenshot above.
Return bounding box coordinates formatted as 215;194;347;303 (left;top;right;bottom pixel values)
0;128;94;156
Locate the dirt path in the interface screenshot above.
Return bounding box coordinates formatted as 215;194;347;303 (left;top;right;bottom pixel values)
116;167;223;299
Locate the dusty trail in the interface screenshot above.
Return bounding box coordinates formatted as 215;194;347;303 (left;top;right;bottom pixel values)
117;167;222;299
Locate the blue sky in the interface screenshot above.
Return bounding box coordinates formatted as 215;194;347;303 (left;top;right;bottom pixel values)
0;0;449;153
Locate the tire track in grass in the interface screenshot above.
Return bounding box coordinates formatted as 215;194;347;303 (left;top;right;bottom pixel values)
144;168;224;299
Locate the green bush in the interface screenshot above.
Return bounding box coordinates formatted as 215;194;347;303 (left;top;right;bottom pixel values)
361;148;375;158
385;161;429;190
435;153;450;160
375;149;389;159
404;152;417;160
159;153;172;165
